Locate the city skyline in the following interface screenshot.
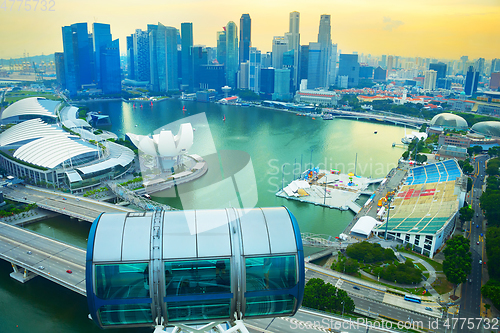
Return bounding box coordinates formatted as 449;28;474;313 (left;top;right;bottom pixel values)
1;0;499;60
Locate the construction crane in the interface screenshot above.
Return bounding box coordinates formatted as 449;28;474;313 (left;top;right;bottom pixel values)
32;61;44;83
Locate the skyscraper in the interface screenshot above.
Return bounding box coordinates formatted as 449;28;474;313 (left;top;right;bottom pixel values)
273;68;291;101
225;21;238;88
133;29;150;82
150;23;179;92
92;23;112;86
299;45;309;82
423;70;437;91
288;11;300;90
54;52;65;89
216;30;227;65
272;36;288;70
239;14;251;63
491;58;500;75
126;35;135;80
429;62;447;80
61;23;92;95
464;66;479;95
317;14;332;88
100;38;121;94
338;54;359;88
307;42;321;89
181;22;194;91
249;47;261;93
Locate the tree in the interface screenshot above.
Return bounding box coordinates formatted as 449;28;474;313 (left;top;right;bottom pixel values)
467;177;473;192
482;280;500;311
419;123;428;133
458;206;474;223
443;235;472;295
415;154;427;164
303;278;355;314
486;158;500;176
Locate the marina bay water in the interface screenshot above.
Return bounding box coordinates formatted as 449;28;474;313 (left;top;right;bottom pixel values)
0;99;406;332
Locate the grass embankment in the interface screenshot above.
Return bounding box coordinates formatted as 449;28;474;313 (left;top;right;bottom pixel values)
4;91;61;104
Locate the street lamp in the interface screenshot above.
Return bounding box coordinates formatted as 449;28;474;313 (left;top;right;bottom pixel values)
341;301;344;318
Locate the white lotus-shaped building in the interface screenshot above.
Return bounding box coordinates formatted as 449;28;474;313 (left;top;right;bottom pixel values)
127;123;194;171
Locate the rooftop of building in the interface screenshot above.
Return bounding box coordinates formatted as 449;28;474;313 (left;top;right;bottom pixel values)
1;97;59;121
374;160;463;235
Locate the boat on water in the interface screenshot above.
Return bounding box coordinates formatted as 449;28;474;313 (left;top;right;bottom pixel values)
223;115;226;121
322;114;334;120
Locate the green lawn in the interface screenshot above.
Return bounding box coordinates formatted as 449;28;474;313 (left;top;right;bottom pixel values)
358;272;428;296
4;91;61;104
398;248;443;271
432;276;454;295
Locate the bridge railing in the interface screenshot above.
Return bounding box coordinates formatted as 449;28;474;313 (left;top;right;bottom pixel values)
301;232;338;247
104;181;176;212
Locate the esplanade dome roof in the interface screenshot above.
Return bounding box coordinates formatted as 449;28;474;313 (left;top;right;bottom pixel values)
471;121;500;138
429;113;468;129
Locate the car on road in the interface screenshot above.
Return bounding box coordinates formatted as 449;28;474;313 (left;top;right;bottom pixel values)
353;286;360;290
38;266;44;270
62;197;66;200
27;251;32;255
477;241;480;245
477;224;479;228
479;260;483;264
469;279;472;284
425;307;433;311
477;214;479;217
66;269;72;274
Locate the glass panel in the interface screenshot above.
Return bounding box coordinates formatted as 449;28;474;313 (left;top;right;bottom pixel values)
245;295;295;317
95;263;150;299
167;299;231;322
245;256;296;291
165;259;230;296
98;303;153;326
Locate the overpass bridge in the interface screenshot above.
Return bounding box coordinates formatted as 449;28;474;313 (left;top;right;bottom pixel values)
325;109;429;129
0;221;86;295
2;185;137;222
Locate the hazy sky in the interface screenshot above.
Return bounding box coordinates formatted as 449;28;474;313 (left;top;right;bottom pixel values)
1;0;499;60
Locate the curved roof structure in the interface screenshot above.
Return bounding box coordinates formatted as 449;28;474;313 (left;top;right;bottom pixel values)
1;97;59;121
13;135;98;169
127;123;193;157
351;216;379;237
77;141;134;175
0;118;66;147
429;113;468;129
471;121;500;138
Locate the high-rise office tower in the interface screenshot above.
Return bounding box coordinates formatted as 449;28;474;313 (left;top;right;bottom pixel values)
133;29;150;82
273;68;291;101
54;52;65;89
307;42;321;89
317;14;331;88
329;43;338;86
460;56;468;74
100;38;121;94
260;68;275;97
225;21;238;88
380;55;387;69
429;62;447;80
299;45;309;82
181;22;194;91
150;23;179;92
338;54;359;88
126;35;135;80
238;61;249;89
249;47;261;93
239;14;251;63
61;23;92;95
193;45;208;89
491;58;500;75
386;55;394;71
272;36;288;69
423;70;437;91
92;23;112;86
490;72;500;90
217;30;227;65
464;66;479;95
475;58;485;76
288;11;300;90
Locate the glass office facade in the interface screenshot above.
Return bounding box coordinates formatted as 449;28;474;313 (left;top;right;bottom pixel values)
86;207;304;329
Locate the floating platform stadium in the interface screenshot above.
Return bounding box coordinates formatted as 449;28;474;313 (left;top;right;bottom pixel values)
276;167;383;212
371;160;465;258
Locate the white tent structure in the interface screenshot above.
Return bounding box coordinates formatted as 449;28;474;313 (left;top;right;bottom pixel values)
350;216;381;238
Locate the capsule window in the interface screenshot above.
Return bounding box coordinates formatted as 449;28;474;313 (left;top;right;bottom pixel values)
98;303;153;326
245;255;297;291
164;259;231;296
94;263;150;299
245;294;296;317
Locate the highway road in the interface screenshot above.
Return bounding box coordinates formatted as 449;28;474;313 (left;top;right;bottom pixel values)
2;184;136;222
0;221;86;295
457;154;488;331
